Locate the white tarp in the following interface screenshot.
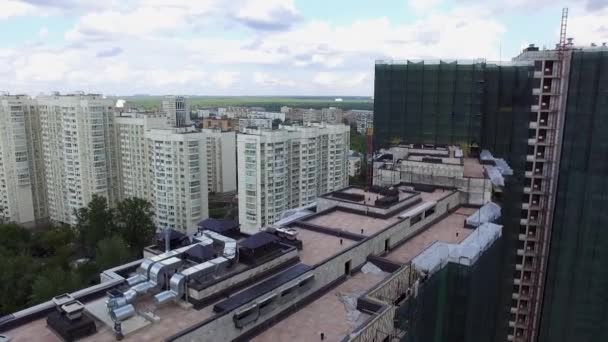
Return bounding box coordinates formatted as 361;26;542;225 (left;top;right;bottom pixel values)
466;201;501;227
412;222;502;275
480;150;494;163
494;158;514;176
484;165;505;187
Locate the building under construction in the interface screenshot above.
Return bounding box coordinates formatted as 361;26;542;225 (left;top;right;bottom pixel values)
373;10;608;342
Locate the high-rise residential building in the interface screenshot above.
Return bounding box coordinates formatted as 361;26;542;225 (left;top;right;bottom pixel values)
320;107;343;124
0;94;47;226
145;128;209;235
114;111;167;201
37;93;118;225
237;123;350;234
349;109;373;134
373;43;608;342
162;96;191;127
202;128;236;193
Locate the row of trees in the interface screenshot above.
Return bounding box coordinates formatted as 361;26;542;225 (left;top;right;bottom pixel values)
0;196;156;316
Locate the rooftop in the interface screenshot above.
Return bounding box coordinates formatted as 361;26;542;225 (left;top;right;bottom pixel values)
384;207;476;264
304;209;399;236
290;226;358;265
251;270;388;342
463;158;485;178
2;184;494;342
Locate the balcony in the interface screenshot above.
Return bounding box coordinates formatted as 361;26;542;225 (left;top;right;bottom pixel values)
531;104;540;112
532;88;541;95
528;139;537;145
529;122;538;129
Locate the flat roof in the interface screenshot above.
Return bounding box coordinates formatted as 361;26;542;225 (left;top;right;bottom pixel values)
463;158;485;178
4;296;218;342
305;209;399;236
419;188;454;202
251;270;388;342
324;187;416;207
292;226;357;265
384;207;476;265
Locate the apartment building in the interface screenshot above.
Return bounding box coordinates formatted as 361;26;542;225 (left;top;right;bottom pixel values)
202;128;236;193
162;96;191;127
146;128;209;235
0;94;47;226
237;123;349;234
349;109;373;134
114;111;167;201
320;107;343;124
37;93;118;225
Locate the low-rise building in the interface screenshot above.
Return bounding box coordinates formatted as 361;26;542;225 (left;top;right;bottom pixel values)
349;150;362;177
201;117;236;131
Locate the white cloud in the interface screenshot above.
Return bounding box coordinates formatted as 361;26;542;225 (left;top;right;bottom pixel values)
567;7;608;46
14;51;78;82
234;0;299;30
38;27;49;39
408;0;443;12
253;72;295;87
313;72;370;88
212;71;240;88
0;0;35;19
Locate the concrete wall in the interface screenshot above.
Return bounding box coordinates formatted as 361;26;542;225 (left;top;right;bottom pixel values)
170;191;461;342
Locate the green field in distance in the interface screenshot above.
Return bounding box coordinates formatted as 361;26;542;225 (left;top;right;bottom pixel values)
117;96;373;111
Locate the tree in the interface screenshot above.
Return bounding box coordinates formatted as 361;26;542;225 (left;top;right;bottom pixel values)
96;236;131;270
29;267;80;305
0;223;31;256
0;255;37;315
114;197;156;255
75;195;116;257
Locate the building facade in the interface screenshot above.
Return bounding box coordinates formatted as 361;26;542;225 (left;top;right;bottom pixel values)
237;123;350;234
38;93;118;225
0;95;47;226
115;112;167;201
351;109;373;134
162;96;191;127
373;45;608;342
202;128;236;193
146;128;209;235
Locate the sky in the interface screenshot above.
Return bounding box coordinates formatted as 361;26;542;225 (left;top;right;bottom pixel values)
0;0;606;96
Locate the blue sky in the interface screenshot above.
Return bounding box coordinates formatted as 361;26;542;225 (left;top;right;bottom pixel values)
0;0;606;96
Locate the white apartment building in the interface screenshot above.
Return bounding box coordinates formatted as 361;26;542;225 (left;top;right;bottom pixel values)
351;110;373;134
38;93;118;225
237;123;350;234
0;95;47;226
115;112;167;201
238;117;273;131
202;128;236;193
162;96;191;127
146;128;209;235
320;107;343;124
